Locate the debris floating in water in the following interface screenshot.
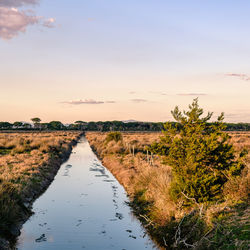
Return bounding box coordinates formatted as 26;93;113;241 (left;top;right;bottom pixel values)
35;234;47;242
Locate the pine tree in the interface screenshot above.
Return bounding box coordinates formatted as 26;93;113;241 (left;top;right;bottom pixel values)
158;98;246;203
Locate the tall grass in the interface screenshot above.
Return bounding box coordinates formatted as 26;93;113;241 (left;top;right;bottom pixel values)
0;132;81;239
86;131;250;249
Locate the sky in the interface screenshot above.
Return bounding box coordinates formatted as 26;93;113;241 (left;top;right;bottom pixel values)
0;0;250;123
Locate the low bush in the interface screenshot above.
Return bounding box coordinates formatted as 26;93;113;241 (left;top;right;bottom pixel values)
105;131;123;143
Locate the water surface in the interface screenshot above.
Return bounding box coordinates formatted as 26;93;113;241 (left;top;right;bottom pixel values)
17;137;156;249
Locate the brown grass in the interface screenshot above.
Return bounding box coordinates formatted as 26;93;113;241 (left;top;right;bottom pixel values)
86;131;250;248
0;132;81;190
224;132;250;201
0;131;81;240
86;132;180;222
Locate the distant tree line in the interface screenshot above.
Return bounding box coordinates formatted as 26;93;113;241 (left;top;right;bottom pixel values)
0;119;249;131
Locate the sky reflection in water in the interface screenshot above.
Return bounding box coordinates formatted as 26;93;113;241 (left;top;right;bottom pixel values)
17;137;156;250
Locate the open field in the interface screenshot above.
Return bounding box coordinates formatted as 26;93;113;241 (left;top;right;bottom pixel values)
0;131;248;249
86;131;250;249
0;131;81;247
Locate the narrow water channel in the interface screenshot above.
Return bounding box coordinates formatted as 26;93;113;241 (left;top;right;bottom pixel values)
17;137;157;249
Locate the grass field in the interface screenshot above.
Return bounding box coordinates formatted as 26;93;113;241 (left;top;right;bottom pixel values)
86;131;250;249
0;131;248;249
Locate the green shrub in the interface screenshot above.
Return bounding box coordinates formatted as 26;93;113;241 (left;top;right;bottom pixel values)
156;98;246;203
146;141;169;156
105;132;123;143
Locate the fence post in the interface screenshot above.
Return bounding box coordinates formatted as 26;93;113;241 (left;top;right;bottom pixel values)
151;152;154;166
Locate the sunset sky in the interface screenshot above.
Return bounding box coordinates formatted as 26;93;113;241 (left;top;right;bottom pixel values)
1;0;250;123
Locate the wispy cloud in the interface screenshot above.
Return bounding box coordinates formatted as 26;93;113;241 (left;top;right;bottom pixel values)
62;99;116;105
225;73;250;81
149;91;168;96
129;91;137;94
177;93;207;96
62;99;104;105
225;112;250;122
43;18;56;28
131;98;148;103
0;0;55;40
106;101;116;103
0;0;39;7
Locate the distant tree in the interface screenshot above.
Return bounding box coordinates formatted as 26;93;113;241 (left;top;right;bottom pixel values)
96;121;104;131
0;122;12;129
40;123;49;130
67;123;76;130
87;122;98;131
112;121;124;131
22;123;32;129
31;117;41;123
13;121;23;128
31;117;41;129
48;121;64;130
74;121;86;130
154;98;247;204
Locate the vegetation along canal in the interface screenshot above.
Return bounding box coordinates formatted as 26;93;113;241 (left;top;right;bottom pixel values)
16;137;157;249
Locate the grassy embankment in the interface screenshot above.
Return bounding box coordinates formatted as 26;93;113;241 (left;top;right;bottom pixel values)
86;132;250;249
0;131;81;248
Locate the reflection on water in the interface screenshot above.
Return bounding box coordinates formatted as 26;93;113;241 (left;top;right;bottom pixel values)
17;137;157;250
62;164;72;177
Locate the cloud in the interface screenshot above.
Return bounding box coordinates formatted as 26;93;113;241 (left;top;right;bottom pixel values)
131;98;148;103
177;93;207;96
225;112;250;122
43;17;56;28
105;101;116;103
62;99;105;105
149;91;168;96
0;7;39;39
62;99;116;105
225;112;250;118
0;0;55;40
225;73;250;81
0;0;39;7
129;91;137;94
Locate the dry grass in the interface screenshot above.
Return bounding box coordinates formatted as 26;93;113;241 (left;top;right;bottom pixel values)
224;132;250;201
0;132;81;191
0;131;81;238
86;132;179;222
86;131;250;248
